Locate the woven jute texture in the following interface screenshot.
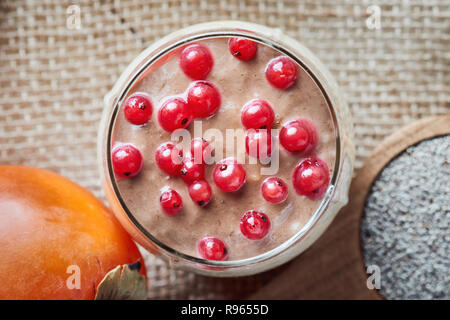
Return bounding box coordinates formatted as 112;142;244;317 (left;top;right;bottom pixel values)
1;0;449;299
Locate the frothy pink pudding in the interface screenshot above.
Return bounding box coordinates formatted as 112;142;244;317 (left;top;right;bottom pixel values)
111;37;336;261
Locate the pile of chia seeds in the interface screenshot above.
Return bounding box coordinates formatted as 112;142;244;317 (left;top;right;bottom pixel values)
361;135;450;300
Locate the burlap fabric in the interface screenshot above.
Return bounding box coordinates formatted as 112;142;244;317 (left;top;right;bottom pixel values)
1;0;448;299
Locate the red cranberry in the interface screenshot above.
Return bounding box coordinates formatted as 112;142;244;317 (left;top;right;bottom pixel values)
179;156;205;185
261;177;288;204
159;188;183;216
123;93;153;125
240;210;271;240
292;157;330;199
279;118;318;153
241;99;275;129
179;44;213;80
158;97;193;132
245;129;272;160
190;138;212;164
265;56;298;90
155;142;183;176
112;144;143;179
197;236;228;260
187;81;221;118
188;180;212;207
228;37;258;61
213;157;246;192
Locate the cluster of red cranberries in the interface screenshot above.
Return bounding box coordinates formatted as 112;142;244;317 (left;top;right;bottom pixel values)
112;38;330;261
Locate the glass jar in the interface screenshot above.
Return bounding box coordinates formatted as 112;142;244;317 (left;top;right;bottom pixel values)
98;21;354;277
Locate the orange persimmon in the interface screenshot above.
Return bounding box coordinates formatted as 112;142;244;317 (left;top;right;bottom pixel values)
0;165;146;300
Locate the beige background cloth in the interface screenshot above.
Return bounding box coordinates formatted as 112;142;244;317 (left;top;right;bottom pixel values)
0;0;448;299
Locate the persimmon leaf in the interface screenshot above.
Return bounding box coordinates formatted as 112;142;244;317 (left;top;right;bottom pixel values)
95;260;147;300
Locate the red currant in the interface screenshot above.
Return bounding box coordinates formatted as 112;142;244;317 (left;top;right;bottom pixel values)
160;188;183;216
112;144;143;179
123;93;153;125
241;99;275;129
155;142;183;176
179;44;213;80
265;56;298;90
188;180;212;207
179;156;205;185
240;210;271;240
261;177;288;204
279;118;318;153
157;97;193;132
292;157;330;199
213;157;246;192
228;37;258;61
197;236;228;260
245;129;272;160
190;138;212;164
187;80;221;118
